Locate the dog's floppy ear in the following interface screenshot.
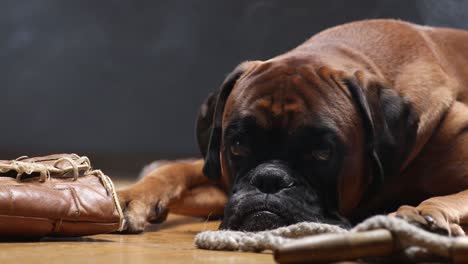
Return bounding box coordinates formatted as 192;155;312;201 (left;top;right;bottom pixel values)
343;76;419;189
196;61;257;180
196;89;218;158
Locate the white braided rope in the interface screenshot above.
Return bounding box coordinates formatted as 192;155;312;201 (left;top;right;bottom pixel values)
195;221;347;251
353;216;452;257
195;215;454;261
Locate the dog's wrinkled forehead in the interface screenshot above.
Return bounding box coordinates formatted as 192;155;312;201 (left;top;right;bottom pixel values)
222;59;335;131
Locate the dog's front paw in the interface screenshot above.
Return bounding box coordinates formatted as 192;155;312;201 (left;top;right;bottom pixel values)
117;188;169;234
391;205;464;236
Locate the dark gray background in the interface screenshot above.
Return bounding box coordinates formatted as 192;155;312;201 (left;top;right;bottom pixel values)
2;0;468;176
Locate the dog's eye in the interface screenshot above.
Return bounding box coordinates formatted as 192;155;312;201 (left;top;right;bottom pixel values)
304;147;331;161
230;141;250;157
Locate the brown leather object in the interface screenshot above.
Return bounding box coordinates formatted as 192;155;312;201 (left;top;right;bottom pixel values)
0;154;123;238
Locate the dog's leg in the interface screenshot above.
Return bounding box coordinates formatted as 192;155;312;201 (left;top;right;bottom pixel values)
392;102;468;236
393;192;468;236
169;183;227;217
117;159;226;233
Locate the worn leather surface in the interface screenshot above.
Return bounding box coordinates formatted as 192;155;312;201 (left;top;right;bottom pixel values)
0;154;122;237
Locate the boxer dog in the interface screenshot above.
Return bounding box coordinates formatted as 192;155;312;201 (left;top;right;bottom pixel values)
117;19;468;235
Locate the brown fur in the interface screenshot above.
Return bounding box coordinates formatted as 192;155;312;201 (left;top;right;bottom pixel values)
118;19;468;235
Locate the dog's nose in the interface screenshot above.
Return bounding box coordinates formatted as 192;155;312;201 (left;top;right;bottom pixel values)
250;164;294;194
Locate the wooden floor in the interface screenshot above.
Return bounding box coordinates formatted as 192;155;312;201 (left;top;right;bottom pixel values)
0;214;274;264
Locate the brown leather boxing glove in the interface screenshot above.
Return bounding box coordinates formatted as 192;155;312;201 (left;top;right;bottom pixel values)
0;154;123;238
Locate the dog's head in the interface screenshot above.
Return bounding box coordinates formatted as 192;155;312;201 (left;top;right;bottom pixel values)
196;58;418;231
